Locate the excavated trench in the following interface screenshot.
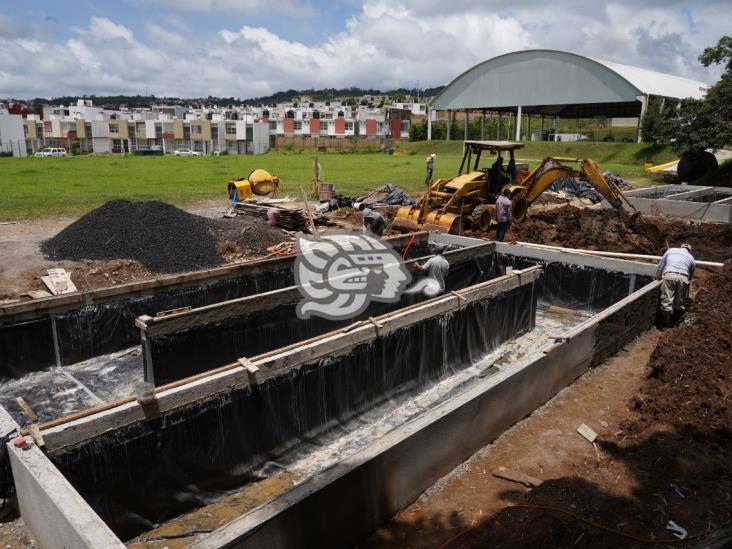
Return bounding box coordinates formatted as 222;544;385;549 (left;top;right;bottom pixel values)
33;247;656;544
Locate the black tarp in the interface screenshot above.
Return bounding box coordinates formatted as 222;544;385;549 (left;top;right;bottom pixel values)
51;281;537;541
146;251;498;385
0;242;432;379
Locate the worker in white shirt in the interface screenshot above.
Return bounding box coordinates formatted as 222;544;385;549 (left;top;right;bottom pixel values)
656;243;695;328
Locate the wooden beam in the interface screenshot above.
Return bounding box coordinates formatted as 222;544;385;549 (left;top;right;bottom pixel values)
0;232;430;321
16;397;38;423
138;242;494;337
40;268;542;453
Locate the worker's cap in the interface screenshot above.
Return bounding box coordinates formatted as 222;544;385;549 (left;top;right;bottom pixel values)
681;243;692;252
430;153;437;158
431;243;447;254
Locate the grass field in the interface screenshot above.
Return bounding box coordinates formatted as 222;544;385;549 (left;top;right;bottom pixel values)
0;141;675;220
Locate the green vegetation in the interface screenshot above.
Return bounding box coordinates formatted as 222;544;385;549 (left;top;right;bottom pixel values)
0;140;673;220
642;36;732;155
398;140;676;167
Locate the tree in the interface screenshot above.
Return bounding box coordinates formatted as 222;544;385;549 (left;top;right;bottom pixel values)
655;36;732;154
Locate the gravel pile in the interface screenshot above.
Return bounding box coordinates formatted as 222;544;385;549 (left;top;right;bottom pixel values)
41;200;225;273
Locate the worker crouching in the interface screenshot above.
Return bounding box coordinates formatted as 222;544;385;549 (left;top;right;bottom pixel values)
656;243;695;328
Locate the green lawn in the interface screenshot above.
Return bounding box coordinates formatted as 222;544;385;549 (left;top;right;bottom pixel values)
0;141;674;220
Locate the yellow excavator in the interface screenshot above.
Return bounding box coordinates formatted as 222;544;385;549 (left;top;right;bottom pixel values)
393;141;637;234
227;169;280;202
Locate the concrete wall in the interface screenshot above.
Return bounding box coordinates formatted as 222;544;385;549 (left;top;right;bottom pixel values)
0;114;27;157
192;280;660;549
613;185;732;224
0;406;123;549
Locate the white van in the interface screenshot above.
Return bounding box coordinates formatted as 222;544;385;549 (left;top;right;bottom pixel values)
35;148;67;157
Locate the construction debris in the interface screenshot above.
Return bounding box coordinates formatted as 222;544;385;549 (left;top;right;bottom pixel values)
41;268;77;295
492;467;543;488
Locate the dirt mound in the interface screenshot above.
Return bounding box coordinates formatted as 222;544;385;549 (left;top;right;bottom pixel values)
41;200;224;273
631;261;732;433
207;215;286;255
510;206;732;261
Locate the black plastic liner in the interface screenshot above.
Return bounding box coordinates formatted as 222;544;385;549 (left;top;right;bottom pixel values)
0;243;431;379
51;282;537;541
146;252;498;385
493;253;653;311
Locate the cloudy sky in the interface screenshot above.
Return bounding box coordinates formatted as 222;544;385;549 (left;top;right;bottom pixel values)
0;0;729;99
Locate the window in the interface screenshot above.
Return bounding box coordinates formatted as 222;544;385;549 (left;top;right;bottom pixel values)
320;120;329;133
23;125;29;137
269;121;277;130
225;123;236;135
191;124;202;135
43;121;52;134
67;122;76;132
136;123;145;134
400;121;409;132
345;121;354;131
377;122;384;133
294;121;302;131
109;123;119;134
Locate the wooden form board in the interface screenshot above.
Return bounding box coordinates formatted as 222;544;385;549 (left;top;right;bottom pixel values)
137;241;496;337
40;266;541;453
0;232;431;321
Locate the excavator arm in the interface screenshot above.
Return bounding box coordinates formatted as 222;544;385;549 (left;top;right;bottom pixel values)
514;157;636;223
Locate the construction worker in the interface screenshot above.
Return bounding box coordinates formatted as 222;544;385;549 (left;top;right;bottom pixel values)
355;203;385;236
495;188;513;242
656;243;695;327
425;153;436;185
415;244;450;294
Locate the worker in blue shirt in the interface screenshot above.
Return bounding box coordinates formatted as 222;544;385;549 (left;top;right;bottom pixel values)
656;243;695;328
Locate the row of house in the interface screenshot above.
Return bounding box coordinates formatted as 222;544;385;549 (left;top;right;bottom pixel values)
0;98;420;157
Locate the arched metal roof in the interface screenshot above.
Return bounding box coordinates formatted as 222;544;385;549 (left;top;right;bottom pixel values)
430;50;706;116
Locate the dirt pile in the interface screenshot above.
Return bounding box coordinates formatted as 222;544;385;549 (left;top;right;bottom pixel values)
510;206;732;261
41;200;224;273
631;261;732;432
208;215;286;255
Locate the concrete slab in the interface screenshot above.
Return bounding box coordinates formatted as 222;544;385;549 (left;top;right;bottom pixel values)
607;185;732;223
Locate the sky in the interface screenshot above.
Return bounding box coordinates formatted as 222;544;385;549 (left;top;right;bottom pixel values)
0;0;729;99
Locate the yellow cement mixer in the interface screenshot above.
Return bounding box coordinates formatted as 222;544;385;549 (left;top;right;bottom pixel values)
227;169;280;202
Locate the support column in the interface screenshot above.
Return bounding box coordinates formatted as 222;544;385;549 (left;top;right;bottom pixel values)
464;109;469;141
637;94;649;143
446;110;451;141
527;114;531;141
427;106;432;141
481;110;485;140
540;116;545;139
514;105;522;141
497;112;502;140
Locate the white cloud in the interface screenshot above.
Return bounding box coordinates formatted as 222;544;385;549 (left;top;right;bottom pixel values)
146;23;186;49
0;3;729;99
149;0;317;16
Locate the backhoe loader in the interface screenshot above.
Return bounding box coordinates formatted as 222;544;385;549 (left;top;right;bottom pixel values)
392;141;637;234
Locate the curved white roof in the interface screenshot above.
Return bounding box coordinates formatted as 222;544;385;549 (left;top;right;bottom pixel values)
592;58;706;100
431;50;707;114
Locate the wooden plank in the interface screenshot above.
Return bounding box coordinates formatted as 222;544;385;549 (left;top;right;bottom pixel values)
40;269;541;453
28;424;45;448
237;357;259;374
492;467;543;488
15;397;38;423
1;233;427;321
139;243;495;337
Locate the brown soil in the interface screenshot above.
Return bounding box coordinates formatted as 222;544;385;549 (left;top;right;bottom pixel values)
507;206;732;261
628;260;732;433
364;265;732;548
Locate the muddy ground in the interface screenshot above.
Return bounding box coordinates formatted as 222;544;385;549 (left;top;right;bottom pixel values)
1;201;730;548
362;217;732;548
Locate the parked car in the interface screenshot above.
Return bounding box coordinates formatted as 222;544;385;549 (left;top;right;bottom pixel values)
173;149;201;157
34;148;66;157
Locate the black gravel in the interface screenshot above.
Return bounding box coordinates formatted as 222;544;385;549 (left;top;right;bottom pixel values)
41;200;225;273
